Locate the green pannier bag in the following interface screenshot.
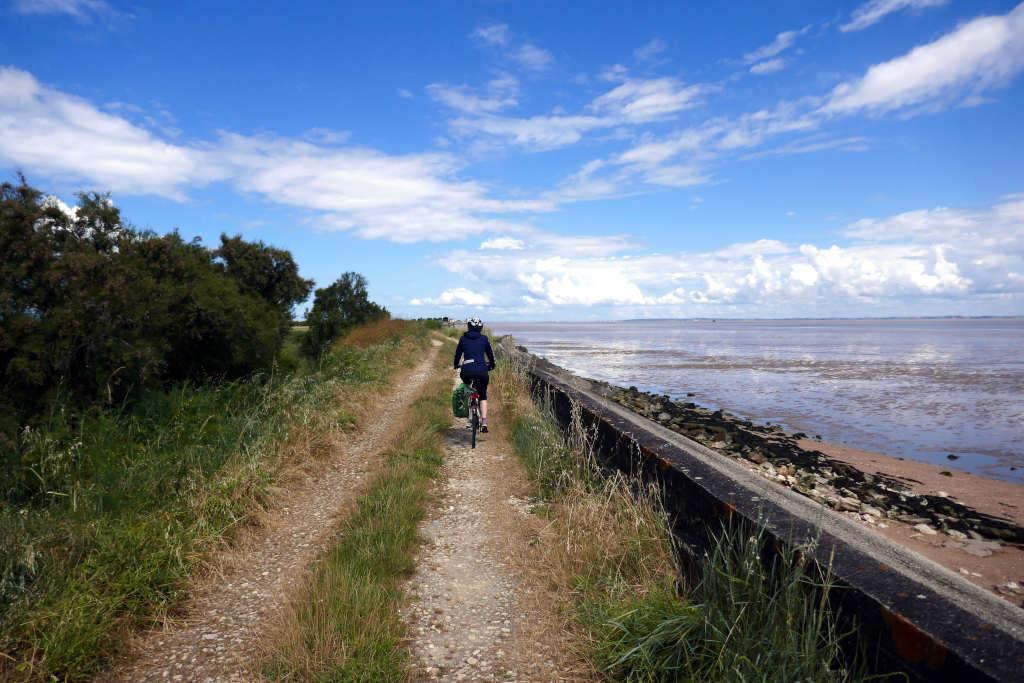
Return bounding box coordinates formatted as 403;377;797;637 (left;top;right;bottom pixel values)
452;382;469;418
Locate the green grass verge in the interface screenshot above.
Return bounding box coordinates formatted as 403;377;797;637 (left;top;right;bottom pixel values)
262;342;453;681
0;322;428;682
492;355;871;682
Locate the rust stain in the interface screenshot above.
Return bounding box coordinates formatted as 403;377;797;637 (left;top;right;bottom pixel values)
897;592;909;598
981;624;994;631
881;607;948;670
878;564;889;570
723;502;735;520
656;456;670;473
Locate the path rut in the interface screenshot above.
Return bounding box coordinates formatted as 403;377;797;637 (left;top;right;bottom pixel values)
110;340;442;682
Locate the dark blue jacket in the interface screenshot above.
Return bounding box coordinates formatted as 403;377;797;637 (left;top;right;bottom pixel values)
454;330;495;371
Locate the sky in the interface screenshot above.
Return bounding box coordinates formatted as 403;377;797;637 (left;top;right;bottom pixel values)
2;0;1023;320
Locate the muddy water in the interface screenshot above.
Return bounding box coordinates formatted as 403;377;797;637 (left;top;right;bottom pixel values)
491;319;1024;484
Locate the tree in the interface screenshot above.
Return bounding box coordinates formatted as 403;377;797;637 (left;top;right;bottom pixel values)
214;234;313;331
0;179;311;453
302;272;388;356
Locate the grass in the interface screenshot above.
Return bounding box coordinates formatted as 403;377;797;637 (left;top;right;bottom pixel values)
492;352;870;682
0;320;429;682
261;341;453;681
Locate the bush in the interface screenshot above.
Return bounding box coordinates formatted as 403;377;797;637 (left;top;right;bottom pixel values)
0;178;311;456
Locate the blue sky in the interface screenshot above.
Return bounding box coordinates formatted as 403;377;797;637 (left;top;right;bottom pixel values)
2;0;1023;320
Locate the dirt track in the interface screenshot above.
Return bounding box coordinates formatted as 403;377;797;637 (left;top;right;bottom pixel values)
109;341;442;682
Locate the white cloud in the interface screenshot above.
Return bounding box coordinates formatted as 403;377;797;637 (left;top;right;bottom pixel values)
470;23;552;71
0;66;554;243
515;44;553;71
410;288;490;306
426;195;1023;316
471;23;509;46
397;88;414;99
741;135;868;160
823;4;1024;115
480;236;525;250
841;0;948;33
0;67;219;199
634;38;668;63
600;64;629;82
427;79;519;114
750;58;786;75
10;0;118;22
450;113;609;150
590;78;704;122
742;26;810;65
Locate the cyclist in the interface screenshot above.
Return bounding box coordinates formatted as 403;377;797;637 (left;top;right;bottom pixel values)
454;317;495;432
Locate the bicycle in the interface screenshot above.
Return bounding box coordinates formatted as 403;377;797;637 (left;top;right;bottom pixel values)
466;378;482;449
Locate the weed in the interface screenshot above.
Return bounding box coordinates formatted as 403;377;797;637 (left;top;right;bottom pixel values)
262;343;453;680
493;348;868;682
0;321;429;681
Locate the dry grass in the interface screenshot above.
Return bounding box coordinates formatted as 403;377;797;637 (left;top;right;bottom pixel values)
335;318;416;349
490;352;681;673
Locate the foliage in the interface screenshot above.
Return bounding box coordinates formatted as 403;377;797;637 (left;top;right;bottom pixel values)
215;233;313;337
0;177;310;467
301;271;389;357
0;321;429;681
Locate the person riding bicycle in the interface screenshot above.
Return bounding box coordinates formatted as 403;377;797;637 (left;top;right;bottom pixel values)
454;317;495;432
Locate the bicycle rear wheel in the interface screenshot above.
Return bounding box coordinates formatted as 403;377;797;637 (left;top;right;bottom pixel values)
470;404;478;448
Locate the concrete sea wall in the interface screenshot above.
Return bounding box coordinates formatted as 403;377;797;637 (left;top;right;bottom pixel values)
515;351;1024;682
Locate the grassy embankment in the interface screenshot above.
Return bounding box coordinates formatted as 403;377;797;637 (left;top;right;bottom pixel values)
0;319;428;682
491;351;870;682
262;337;453;681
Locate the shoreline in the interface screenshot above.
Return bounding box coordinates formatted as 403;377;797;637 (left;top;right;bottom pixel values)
511;346;1024;608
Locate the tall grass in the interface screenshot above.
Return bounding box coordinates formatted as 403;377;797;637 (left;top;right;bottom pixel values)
0;321;428;682
492;352;867;682
262;342;453;681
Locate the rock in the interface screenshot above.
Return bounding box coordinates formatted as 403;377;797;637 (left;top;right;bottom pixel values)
861;505;883;518
658;412;672;422
748;451;766;464
961;539;1001;557
946;529;967;539
837;496;861;512
913;523;938;535
947;454;959;460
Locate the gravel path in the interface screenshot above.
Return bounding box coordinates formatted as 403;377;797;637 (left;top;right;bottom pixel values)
402;377;581;682
109;341;442;682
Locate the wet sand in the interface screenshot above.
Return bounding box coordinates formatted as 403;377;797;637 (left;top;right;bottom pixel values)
796;438;1024;606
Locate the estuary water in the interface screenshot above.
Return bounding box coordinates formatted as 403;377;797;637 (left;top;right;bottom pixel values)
491;319;1024;484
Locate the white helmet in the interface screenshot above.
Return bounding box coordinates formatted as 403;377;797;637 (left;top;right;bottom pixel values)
467;317;483;329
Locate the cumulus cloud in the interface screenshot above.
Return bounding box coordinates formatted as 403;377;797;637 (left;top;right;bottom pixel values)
841;0;948;33
823;3;1024;115
410;288;490;306
480;236;525;250
427;194;1023;316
